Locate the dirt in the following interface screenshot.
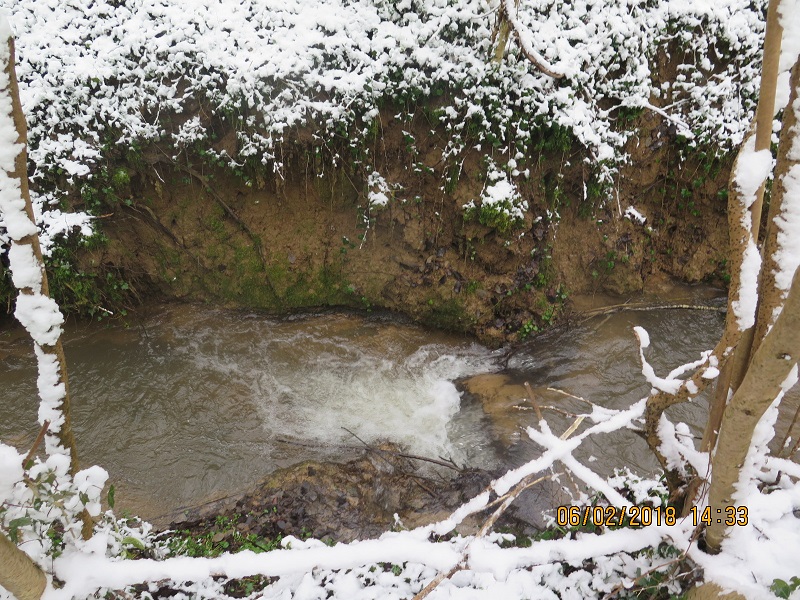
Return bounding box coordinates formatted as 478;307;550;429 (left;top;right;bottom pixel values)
59;100;732;347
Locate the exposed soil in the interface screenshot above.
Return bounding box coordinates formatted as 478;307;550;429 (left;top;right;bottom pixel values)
58;100;732;346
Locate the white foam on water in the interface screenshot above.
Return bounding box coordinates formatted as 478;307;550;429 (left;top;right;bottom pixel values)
247;343;492;463
172;313;500;465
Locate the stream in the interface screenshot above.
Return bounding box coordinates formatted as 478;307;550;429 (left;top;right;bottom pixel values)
4;292;790;524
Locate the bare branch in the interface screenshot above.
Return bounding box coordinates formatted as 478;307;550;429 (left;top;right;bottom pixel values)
497;0;565;79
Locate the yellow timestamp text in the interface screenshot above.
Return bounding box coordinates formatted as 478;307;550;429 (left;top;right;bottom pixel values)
555;505;750;528
556;505;678;527
690;505;748;527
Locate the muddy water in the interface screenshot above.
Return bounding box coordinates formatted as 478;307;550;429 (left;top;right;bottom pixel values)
0;298;763;523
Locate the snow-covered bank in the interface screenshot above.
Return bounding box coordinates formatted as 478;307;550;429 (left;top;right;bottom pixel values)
0;0;765;239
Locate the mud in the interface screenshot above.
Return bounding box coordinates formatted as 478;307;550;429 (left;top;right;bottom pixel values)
160;443;560;544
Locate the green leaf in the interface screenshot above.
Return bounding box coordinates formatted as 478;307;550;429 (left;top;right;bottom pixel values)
122;536;146;551
9;517;32;542
107;485;115;509
771;579;791;599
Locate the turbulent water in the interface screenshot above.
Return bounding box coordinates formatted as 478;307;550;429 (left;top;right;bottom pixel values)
0;299;749;522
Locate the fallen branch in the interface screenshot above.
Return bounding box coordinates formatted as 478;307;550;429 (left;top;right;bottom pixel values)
338;428;462;472
413;416;585;599
412;472;557;600
579;302;725;321
524;381;543;421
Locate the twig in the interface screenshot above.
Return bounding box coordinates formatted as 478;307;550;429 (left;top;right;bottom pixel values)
600;520;704;600
341;428;396;470
524;382;543;421
23;421;49;469
560;416;585;440
788;434;800;459
414;412;583;599
578;303;725;321
546;387;597;409
413;472;557;600
412;564;465;600
500;0;564;79
516;405;580;418
341;428;440;496
278;436;463;471
478;473;555;536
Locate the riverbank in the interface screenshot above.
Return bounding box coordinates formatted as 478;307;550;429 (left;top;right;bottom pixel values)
0;0;760;344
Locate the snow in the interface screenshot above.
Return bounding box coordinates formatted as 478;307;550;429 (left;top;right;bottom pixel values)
465;166;528;224
500;0;564;78
734;236;762;330
734;145;773;207
623;206;646;225
728;135;772;331
634;326;684;394
0;0;767;242
0;444;23;500
366;171;391;207
778;0;800;73
14;293;63;345
690;366;800;597
7;242;41;289
771;91;800;306
2;2;800;599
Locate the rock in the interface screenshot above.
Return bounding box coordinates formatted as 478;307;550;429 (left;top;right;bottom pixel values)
211;531;229;543
458;373;529;448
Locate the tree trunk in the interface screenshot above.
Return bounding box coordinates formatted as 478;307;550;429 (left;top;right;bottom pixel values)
703;49;800;551
700;0;784;455
3;26;93;540
704;268;800;551
0;532;46;600
750;59;800;352
492;5;513;63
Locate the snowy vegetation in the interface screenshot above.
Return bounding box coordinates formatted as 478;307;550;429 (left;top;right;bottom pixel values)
0;0;766;243
3;0;800;599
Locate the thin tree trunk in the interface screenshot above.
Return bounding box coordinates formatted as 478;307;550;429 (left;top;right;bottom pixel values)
704;51;800;551
747;0;783;243
704;269;800;551
492;0;517;63
3;29;93;540
0;532;47;600
643;128;754;488
750;59;800;352
700;0;783;455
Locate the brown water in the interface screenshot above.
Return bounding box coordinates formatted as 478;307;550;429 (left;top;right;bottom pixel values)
5;296;786;524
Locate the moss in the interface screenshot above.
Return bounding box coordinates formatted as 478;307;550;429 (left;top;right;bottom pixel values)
423;297;471;332
203;240;358;312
